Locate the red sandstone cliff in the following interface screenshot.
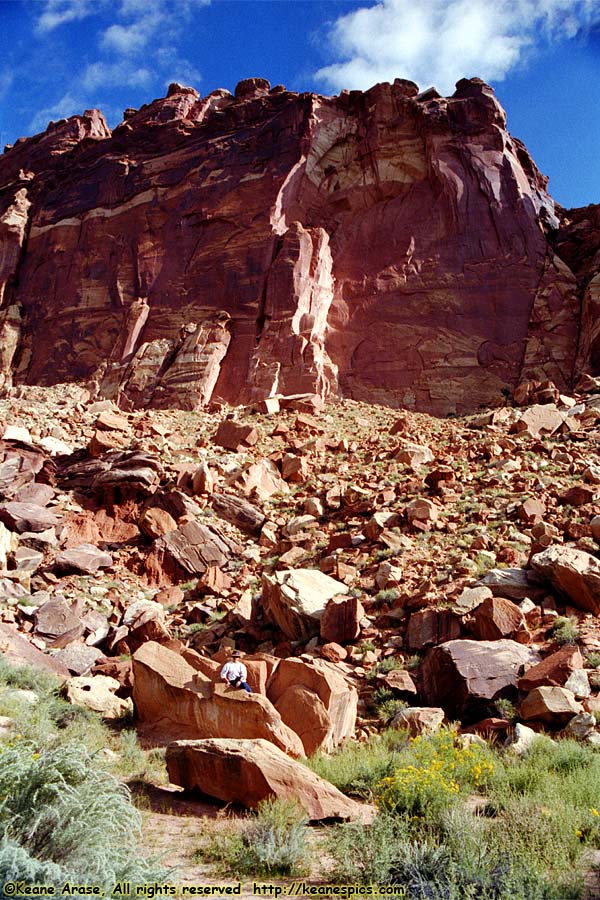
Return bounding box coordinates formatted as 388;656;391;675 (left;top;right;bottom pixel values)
0;76;594;414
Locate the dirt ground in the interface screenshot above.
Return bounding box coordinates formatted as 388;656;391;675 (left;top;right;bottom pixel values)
134;784;333;900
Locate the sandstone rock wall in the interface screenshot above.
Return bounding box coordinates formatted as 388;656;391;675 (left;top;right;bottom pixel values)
0;77;592;413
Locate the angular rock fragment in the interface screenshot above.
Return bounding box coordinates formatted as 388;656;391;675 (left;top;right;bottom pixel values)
33;599;85;648
406;608;461;650
0;501;59;533
239;458;288;501
262;568;349;640
517;645;584;692
0;622;70;677
165;738;371;821
54;543;113;575
421;639;540;719
210;493;265;535
530;545;600;614
214;420;259;451
481;567;544;601
391;706;445;736
320;594;365;644
53;644;106;675
520;686;583;725
65;674;133;719
513;404;566;438
470;596;528;642
153;520;235;579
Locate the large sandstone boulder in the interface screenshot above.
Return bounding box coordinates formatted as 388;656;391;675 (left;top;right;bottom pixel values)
517;645;584;692
320;594;365;644
262;569;349;640
530;545;600;614
421;639;541;720
166;738;372;822
132;642;303;756
520;686;583;726
266;657;357;754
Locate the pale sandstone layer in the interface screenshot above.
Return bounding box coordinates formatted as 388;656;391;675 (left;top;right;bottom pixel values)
0;76;593;414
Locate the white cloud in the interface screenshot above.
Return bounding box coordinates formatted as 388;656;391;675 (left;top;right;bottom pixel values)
316;0;600;95
35;0;100;33
27;0;207;136
81;62;153;91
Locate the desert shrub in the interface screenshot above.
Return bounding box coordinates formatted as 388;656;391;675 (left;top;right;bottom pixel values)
551;615;580;645
375;698;408;724
0;659;109;752
375;728;496;820
205;798;308;878
494;698;517;721
0;739;168;894
366;656;403;681
326;808;572;900
306;728;410;797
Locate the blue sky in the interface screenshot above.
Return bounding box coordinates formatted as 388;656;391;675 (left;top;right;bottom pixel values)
0;0;599;209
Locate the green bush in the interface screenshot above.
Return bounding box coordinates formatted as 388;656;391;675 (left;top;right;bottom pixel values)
203;798;308;878
306;729;410;798
0;739;168;895
552;616;580;645
375;728;496;820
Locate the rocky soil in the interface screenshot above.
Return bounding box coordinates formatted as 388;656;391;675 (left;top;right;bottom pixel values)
3;376;600;747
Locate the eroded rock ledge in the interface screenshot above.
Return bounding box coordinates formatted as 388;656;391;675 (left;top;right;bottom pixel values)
0;76;595;414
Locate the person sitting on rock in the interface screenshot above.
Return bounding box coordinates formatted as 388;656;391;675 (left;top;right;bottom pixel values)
220;649;252;693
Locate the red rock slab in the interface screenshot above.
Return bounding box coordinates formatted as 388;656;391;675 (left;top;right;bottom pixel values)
530;545;600;615
132;641;303;756
517;645;584;692
0;622;70;678
166;738;373;821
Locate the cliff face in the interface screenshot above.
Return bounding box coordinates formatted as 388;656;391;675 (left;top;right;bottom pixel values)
0;76;591;414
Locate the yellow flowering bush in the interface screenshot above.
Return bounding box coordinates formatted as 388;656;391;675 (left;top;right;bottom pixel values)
375;727;496;819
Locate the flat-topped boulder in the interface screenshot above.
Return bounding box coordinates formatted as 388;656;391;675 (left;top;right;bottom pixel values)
166;738;373;822
132;641;303;756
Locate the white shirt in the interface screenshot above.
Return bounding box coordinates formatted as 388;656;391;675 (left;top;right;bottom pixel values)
221;660;247;682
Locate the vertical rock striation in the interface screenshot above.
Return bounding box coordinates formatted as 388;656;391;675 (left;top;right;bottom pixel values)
0;76;592;413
